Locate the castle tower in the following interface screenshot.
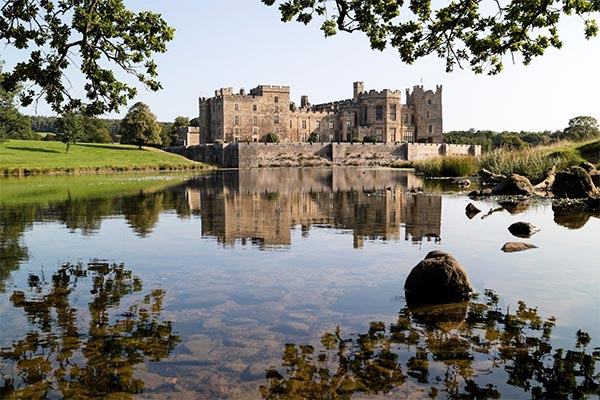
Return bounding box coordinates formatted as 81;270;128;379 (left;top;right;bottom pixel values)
353;81;365;102
301;95;309;108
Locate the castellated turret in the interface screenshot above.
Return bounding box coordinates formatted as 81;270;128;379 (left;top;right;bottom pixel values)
353;81;365;101
405;85;443;143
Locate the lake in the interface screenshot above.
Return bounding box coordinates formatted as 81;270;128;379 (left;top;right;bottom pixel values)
1;168;598;399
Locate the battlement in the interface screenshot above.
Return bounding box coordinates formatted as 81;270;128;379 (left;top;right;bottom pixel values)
408;85;442;96
249;85;291;96
360;88;402;98
312;99;354;110
290;108;332;115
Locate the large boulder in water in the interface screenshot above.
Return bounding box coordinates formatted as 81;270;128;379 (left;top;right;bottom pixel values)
553;167;599;199
404;251;472;305
491;174;534;196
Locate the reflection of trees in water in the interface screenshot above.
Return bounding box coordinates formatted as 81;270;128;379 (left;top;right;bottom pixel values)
0;261;179;399
0;206;33;292
0;189;186;291
260;290;599;399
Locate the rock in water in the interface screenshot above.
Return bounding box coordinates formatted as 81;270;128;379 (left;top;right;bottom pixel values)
465;202;481;219
491;174;534;196
553;167;599;199
508;222;539;238
501;242;538;253
404;251;472;305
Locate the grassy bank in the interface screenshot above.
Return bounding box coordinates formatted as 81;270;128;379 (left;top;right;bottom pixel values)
406;139;599;182
0;140;212;175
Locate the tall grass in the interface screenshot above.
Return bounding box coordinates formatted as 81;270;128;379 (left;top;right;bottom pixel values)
479;141;589;183
412;140;599;181
414;156;479;177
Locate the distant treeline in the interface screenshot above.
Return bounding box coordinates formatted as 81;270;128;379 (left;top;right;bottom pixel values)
443;129;561;152
30;115;122;136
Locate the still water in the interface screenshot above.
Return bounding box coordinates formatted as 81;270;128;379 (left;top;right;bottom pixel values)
0;168;598;399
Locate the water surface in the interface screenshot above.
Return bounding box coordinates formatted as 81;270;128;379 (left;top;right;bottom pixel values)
1;169;598;399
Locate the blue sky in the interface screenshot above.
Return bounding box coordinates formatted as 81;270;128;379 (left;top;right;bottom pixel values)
6;0;600;132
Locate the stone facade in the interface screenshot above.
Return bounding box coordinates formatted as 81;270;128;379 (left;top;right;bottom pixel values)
178;126;200;146
198;82;443;144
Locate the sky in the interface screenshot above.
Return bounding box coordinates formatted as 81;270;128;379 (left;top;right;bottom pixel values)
5;0;600;132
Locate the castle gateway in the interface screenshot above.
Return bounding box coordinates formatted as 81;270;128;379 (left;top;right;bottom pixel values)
198;82;442;144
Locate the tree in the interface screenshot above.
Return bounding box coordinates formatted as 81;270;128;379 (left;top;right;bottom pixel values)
81;116;112;143
266;131;280;143
263;0;600;74
0;63;32;141
162;116;191;147
561;116;600;142
0;1;174;116
119;102;162;149
56;111;83;152
308;131;319;143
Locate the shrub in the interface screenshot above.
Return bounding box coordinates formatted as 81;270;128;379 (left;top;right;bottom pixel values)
308;132;319;143
266;132;280;143
414;156;479;177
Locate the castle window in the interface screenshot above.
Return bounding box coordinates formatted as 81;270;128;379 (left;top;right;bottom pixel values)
346;120;352;128
234;103;239;111
329;122;334;130
274;105;279;113
391;105;397;121
234;127;240;134
428;99;432;105
390;128;396;141
363;107;368;122
274;127;279;133
376;105;383;121
253;127;258;134
253;104;257;111
426;111;430;118
274;96;279;103
234;116;239;125
316;121;320;129
274;115;279;124
302;120;307;129
429;125;433;133
253;116;258;125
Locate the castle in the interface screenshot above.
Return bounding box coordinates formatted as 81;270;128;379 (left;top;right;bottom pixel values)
197;81;443;144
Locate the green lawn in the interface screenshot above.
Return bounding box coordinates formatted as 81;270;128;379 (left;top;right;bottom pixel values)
0;140;211;175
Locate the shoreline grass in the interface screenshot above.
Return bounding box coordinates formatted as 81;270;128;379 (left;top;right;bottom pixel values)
480;139;599;183
404;139;599;181
0;140;214;176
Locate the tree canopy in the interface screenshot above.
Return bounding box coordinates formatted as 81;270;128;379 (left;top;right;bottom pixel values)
0;0;174;116
56;111;83;152
262;0;600;74
561;116;600;141
0;63;32;141
119;102;161;149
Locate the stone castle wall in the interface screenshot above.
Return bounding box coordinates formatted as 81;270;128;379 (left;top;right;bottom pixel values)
167;142;481;168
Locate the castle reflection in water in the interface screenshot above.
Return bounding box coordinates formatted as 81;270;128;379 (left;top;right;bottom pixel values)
184;169;442;249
